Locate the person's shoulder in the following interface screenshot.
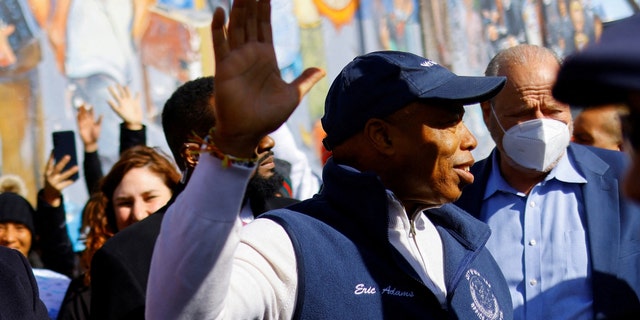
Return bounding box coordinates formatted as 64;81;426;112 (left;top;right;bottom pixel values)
469;148;495;173
0;245;28;269
471;155;491;171
265;197;300;211
571;142;624;157
430;203;490;230
569;143;628;171
0;247;49;319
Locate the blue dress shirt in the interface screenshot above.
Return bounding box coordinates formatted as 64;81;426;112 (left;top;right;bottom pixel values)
481;151;592;320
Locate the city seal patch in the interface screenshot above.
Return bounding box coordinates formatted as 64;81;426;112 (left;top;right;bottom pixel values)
466;269;503;320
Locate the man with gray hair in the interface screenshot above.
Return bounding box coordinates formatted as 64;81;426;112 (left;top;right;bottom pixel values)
455;44;640;319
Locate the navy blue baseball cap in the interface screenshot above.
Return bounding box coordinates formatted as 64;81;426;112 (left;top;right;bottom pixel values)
553;14;640;106
321;51;506;150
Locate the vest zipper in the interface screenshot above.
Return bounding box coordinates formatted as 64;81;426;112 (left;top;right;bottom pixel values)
409;219;417;238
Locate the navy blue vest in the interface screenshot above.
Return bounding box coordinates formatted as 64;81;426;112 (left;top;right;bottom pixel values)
261;158;513;319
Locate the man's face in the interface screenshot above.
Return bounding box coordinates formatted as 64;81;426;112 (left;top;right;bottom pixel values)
246;135;286;206
623;92;640;202
246;170;286;203
572;106;623;151
255;135;276;180
386;102;477;207
0;221;32;257
483;55;572;171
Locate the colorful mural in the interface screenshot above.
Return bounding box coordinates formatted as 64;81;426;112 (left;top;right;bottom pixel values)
1;0;636;250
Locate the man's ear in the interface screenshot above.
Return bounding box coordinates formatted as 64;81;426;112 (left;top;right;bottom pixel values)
363;118;394;155
180;142;201;169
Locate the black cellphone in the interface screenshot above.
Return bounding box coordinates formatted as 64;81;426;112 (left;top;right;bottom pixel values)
52;130;79;181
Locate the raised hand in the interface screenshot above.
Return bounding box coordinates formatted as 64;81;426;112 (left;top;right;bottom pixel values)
210;0;325;157
107;84;143;130
76;105;102;153
41;152;79;207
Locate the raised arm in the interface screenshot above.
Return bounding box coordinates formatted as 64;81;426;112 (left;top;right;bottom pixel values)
76;105;103;193
146;0;324;318
106;84;146;153
208;0;324;157
34;152;78;277
40;152;79;208
107;84;143;132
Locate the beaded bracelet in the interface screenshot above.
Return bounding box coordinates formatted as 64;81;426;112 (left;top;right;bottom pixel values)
189;128;258;168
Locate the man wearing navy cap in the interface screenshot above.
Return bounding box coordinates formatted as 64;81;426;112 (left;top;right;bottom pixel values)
146;0;512;318
554;13;640;203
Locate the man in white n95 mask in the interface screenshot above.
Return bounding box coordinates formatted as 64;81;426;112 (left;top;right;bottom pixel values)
455;44;640;320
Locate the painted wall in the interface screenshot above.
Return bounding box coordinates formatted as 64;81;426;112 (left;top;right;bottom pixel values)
1;0;635;250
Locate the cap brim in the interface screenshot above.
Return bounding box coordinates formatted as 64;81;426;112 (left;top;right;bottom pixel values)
419;75;506;105
553;14;640;106
554;50;639;106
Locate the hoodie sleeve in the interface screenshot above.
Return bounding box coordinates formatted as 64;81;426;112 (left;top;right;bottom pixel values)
146;153;298;319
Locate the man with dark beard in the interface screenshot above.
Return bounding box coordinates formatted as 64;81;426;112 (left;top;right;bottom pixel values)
245;155;299;220
89;76;297;320
241;137;299;224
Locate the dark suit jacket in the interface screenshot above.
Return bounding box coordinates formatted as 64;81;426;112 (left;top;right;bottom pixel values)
0;246;48;319
455;143;640;318
90;208;166;320
90;186;299;320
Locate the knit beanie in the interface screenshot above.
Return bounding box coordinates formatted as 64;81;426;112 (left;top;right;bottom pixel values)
0;192;35;236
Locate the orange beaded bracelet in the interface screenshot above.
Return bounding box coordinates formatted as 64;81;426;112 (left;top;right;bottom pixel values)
189;128;258;168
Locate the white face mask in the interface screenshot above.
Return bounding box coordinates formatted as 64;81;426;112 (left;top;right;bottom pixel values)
491;106;570;172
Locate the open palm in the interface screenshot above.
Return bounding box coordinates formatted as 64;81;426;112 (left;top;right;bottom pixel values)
210;0;325;157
